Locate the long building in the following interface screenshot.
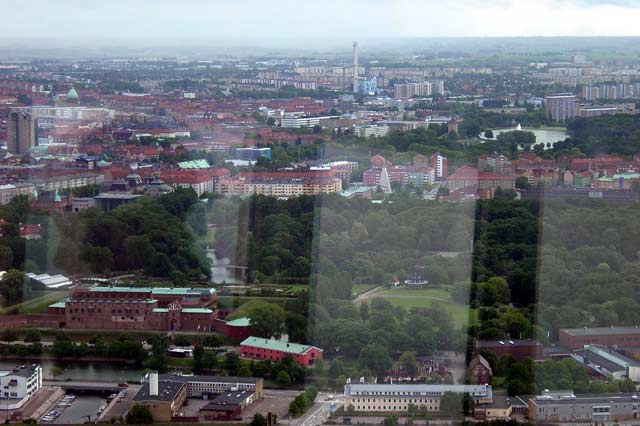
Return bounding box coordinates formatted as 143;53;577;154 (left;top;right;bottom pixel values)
344;383;493;413
528;390;640;422
46;285;218;332
560;326;640;350
240;336;323;366
545;94;577;121
216;170;342;197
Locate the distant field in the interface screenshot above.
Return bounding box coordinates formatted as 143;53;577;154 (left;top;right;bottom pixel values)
352;284;377;296
0;291;68;314
374;286;475;329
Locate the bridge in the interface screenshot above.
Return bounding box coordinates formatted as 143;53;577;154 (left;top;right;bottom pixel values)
43;380;123;394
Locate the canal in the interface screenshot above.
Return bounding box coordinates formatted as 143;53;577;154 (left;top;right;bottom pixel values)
0;360;145;382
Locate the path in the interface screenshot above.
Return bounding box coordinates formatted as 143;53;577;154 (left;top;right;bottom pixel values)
352;286;383;304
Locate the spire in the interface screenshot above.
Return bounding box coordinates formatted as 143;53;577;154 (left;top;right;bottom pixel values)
379;166;392;194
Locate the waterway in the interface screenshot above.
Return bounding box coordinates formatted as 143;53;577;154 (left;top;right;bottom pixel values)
0;360;144;382
207;249;241;284
481;126;569;149
53;395;106;424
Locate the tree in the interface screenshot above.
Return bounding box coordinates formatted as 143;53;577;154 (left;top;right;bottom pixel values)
358;344;392;377
0;269;29;306
439;392;461;414
276;370;292;386
51;367;63;381
515;176;532;190
223;352;241;375
399;351;419;377
250;413;267;426
127;405;153;424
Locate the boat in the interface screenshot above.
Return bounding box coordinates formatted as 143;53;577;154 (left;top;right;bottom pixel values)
97;405;106;414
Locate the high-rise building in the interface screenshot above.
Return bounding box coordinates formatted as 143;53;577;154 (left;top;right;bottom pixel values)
7;110;36;154
430;152;448;180
353;41;359;93
545;94;577;122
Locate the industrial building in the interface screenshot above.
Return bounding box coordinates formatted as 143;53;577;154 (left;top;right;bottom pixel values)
528;390;640;422
559;326;640;350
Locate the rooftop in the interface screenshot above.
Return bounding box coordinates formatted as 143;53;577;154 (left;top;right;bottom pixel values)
88;286;215;296
561;326;640;337
133;380;185;403
240;336;321;355
226;317;251;327
346;383;492;396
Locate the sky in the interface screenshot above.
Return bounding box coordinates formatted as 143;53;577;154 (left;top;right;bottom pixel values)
2;0;640;41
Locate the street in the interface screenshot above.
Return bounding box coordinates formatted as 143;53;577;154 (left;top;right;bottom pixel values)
292;392;344;426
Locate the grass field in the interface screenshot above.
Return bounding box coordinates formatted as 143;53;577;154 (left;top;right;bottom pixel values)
0;291;68;314
374;286;476;329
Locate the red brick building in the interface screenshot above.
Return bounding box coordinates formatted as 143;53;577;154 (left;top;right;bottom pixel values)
477;339;543;361
47;285;218;332
240;336;323;366
224;317;252;340
468;354;493;385
559;326;640;350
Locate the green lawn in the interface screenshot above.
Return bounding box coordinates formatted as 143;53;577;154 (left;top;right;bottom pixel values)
375;286;476;329
0;291;68;314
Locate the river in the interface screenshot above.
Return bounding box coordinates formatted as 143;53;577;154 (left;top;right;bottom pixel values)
0;359;145;382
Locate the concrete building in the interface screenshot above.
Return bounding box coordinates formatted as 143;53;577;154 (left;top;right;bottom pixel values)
0;364;42;410
354;124;390;138
343;383;493;413
216;170;342;198
430;152;448;180
560;326;640;350
233;147;271;161
240;336;323;366
528;390;640;422
7;110;36;154
545;94;577;121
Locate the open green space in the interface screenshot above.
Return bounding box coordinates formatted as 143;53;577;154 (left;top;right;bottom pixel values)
0;291;68;315
374;286;476;329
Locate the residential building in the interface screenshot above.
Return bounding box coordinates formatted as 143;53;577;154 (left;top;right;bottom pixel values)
216;170;342;198
545;94;577;121
468;354;493;385
0;365;42;410
0;183;35;205
7;110;36;154
343;383;493;413
240;336;323;366
354;124;390;138
233;147;272;161
430;152;448;180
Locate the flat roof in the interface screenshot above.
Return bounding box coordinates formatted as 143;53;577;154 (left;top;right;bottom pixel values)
226;317;251;327
346;384;491;395
561;326;640;337
159;373;260;385
240;336;321;355
134;381;185;402
88;286;215;295
94;193;143;200
478;339;543;348
533;393;640;406
181;308;213;314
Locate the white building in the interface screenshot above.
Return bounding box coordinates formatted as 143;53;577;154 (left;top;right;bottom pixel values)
0;365;43;410
354;125;390;138
344;383;493;413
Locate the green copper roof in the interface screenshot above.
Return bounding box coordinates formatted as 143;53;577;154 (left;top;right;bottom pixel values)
226;317;251;327
48;298;69;309
240;336;321;355
178;159;210;169
67;87;79;99
89;286;215;295
181;308;213;314
152;308;169;313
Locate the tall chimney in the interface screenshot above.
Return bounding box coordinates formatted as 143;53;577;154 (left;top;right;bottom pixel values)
353;41;359;93
149;371;159;396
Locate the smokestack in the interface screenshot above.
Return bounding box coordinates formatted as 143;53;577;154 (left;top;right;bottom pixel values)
149;371;159;396
353;41;359;93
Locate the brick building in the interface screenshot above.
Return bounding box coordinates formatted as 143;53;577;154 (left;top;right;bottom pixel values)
46;285;218;332
240;336;323;366
559;326;640;350
477;339;543;361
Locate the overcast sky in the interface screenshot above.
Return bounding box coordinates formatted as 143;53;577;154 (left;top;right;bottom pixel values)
2;0;640;41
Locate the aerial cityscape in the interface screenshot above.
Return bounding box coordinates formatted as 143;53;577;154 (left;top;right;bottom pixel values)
3;1;640;425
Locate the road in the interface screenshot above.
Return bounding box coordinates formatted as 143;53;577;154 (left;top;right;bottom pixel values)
352;286;383;305
292;392;344;426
